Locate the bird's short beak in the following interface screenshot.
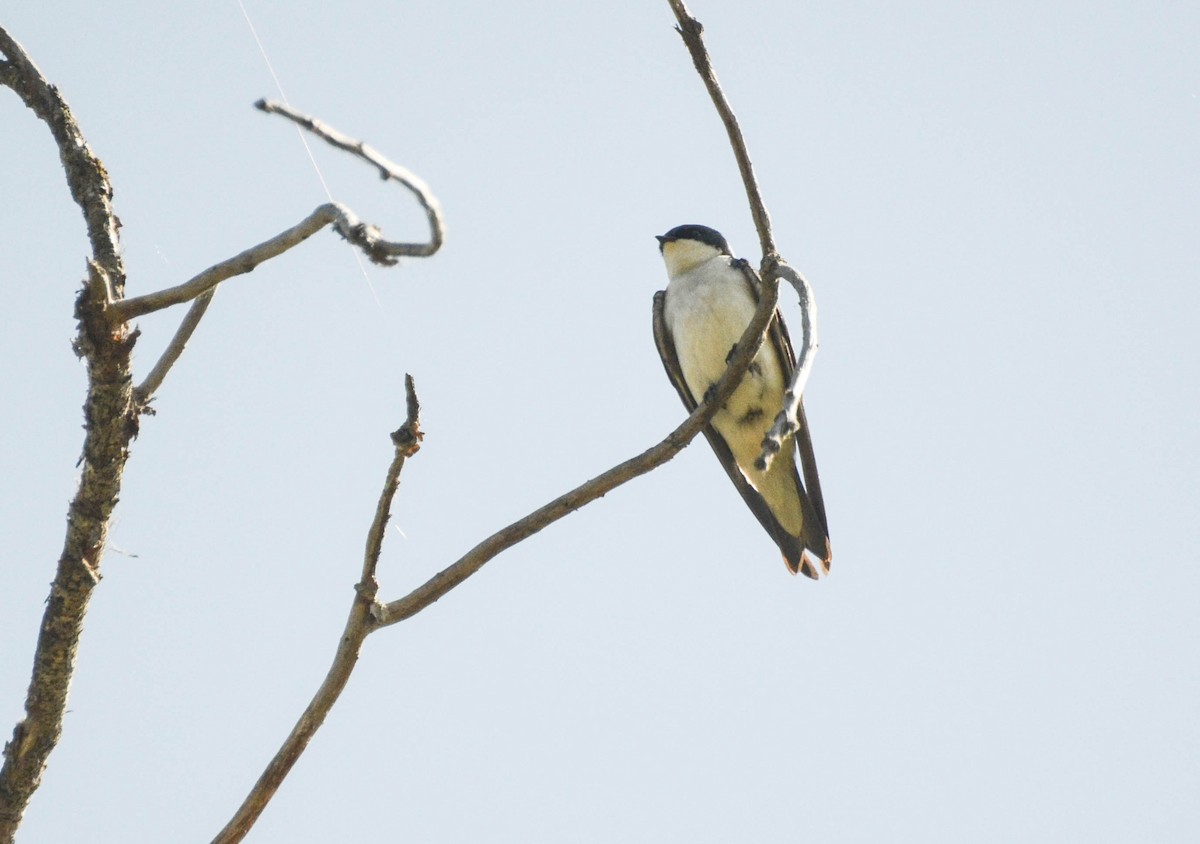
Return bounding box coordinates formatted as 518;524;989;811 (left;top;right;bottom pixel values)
655;234;669;247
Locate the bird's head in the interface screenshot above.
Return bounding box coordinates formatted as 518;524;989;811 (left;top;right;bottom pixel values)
656;224;732;277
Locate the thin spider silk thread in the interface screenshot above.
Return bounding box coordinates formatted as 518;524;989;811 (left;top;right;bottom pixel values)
235;0;385;313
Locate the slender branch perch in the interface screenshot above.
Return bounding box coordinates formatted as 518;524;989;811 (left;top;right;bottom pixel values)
211;376;423;844
667;0;775;259
4;23;449;838
667;0;823;477
755;260;819;471
374;274;780;626
6;4;821;842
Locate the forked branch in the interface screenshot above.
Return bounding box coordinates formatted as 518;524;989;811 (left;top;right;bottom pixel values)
110;203;347;323
1;27;132;843
212;260;780;844
218;2;806;838
113;103;446;405
110;102;444;326
1;22;447;840
212;255;778;842
374;271;780;626
5;5;819;843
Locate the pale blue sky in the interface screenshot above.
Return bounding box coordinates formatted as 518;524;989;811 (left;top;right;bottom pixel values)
2;2;1198;842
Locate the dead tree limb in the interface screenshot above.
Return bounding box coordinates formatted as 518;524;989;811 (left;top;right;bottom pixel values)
256;99;445;261
111;101;446;408
0;25;442;841
4;3;820;841
210;256;780;844
108;99;445;328
200;2;809;839
0;27;134;843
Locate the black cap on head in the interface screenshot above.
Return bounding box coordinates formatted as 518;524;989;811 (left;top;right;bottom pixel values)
656;224;731;255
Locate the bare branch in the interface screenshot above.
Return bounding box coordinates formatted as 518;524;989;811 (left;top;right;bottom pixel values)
666;0;775;259
108;101;446;407
368;375;424;586
211;252;777;836
214;278;778;839
1;28;136;841
108;99;446;326
374;275;780;626
211;376;422;844
257;99;445;260
133;289;216;406
0;27;124;292
755;260;819;471
107;203;343;323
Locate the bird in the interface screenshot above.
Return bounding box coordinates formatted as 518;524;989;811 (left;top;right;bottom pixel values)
651;224;831;578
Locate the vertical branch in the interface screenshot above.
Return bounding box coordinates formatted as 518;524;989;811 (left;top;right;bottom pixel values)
1;31;136;842
6;21;447;839
0;29;124;291
211;377;422;844
666;0;776;259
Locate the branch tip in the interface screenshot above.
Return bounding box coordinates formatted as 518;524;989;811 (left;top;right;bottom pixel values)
390;375;423;456
258;99;444;260
667;0;775;257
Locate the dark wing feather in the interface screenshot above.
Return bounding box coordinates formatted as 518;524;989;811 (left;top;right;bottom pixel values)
768;296;832;569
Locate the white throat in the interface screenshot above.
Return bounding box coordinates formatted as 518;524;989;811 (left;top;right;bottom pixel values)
661;239;725;278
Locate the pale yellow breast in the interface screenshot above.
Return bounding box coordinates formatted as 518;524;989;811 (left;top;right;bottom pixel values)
664;260;789;477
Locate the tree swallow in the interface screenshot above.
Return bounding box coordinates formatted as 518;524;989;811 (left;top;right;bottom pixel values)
652;224;831;578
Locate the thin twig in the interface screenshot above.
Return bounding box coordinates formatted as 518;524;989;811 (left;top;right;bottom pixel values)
211;376;422;844
133;290;214;406
666;0;775;259
257;99;445;260
755;260;819;471
110;100;446;327
107;203;344;323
